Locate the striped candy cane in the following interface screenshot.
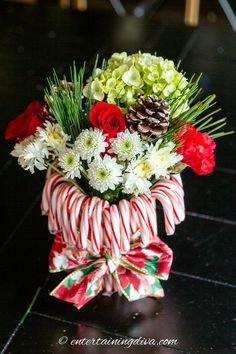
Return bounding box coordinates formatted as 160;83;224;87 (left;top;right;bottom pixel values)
110;204;121;259
102;207;112;248
151;174;185;235
139;193;158;240
90;199;109;255
131;196;151;247
61;185;82;244
118;199;131;253
41;170;185;255
152;181;184;224
70;194;89;246
48;183;68;233
79;197;100;250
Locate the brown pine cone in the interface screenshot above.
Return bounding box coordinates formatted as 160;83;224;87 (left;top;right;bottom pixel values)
126;94;170;140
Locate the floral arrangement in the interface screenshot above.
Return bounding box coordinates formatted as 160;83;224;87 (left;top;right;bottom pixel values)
5;52;232;309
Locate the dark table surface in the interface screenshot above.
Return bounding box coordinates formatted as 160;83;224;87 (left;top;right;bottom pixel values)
0;2;236;354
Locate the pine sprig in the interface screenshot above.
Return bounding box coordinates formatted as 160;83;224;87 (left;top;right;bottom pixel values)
165;74;234;139
45;62;92;142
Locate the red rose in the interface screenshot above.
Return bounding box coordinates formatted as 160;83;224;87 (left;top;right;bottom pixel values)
176;124;216;175
89;101;125;141
5;100;45;141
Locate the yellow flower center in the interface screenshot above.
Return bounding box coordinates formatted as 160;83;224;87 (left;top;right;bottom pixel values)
49;132;62;142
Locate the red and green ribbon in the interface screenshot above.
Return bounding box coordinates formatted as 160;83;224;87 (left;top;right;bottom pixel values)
49;233;173;309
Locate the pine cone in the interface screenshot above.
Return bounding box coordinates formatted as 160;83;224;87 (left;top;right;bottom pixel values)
126;95;170;140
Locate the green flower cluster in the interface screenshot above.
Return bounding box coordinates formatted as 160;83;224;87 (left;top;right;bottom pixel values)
84;52;189;108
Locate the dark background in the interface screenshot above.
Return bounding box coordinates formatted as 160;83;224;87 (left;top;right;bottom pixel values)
0;1;236;353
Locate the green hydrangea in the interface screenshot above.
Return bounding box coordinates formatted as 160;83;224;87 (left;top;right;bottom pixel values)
84;52;189;109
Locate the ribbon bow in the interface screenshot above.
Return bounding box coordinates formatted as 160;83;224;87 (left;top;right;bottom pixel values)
49;233;173;309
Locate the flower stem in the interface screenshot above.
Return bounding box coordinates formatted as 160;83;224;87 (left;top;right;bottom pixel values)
47;162;87;195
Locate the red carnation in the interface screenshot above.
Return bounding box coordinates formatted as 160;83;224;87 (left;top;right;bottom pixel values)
176;124;216;175
89;101;125;142
5;100;45;142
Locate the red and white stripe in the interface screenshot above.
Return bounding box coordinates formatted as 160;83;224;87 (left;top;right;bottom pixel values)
61;185;81;244
130;200;140;237
41;170;185;254
151;174;185;235
79;197;100;250
118;199;131;253
90;199;109;255
48;183;68;233
151;189;175;235
110;204;121;259
70;194;89;246
139;193;158;240
102;207;112;248
131;196;151;247
41;173;66;215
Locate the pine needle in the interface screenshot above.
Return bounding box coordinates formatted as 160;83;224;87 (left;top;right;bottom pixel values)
45;61;98;142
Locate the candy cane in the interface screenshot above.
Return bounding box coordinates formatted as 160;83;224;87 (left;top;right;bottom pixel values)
131;196;151;247
139;193;158;240
152;183;184;224
42;169;185;256
55;184;74;233
61;185;82;244
152;177;185;224
79;197;100;249
171;174;184;190
151;190;175;235
90;199;109;255
102;207;112;248
48;183;68;233
130;199;140;238
110;204;121;259
41;173;67;215
118;199;131;253
70;194;89;246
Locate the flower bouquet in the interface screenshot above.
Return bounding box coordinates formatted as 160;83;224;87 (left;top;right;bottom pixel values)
5;52;232;309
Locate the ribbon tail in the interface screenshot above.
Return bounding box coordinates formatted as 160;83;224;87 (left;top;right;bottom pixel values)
50;263;107;309
115;268;164;302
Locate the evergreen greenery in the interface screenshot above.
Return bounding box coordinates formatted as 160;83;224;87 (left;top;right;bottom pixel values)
45;58;234;144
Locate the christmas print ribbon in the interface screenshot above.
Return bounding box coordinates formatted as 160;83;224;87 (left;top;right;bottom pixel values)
49;233;173;309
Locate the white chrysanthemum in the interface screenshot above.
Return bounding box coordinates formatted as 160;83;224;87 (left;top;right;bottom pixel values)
75;128;108;162
11;137;49;174
58;148;81;179
109;130;144;161
11;135;35;159
122;157;153;195
37;121;69;151
148;141;183;178
88;155;123;193
122;171;151;195
133;157;155;179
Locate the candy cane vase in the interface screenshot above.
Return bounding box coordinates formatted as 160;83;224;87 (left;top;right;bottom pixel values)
41;168;185;310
